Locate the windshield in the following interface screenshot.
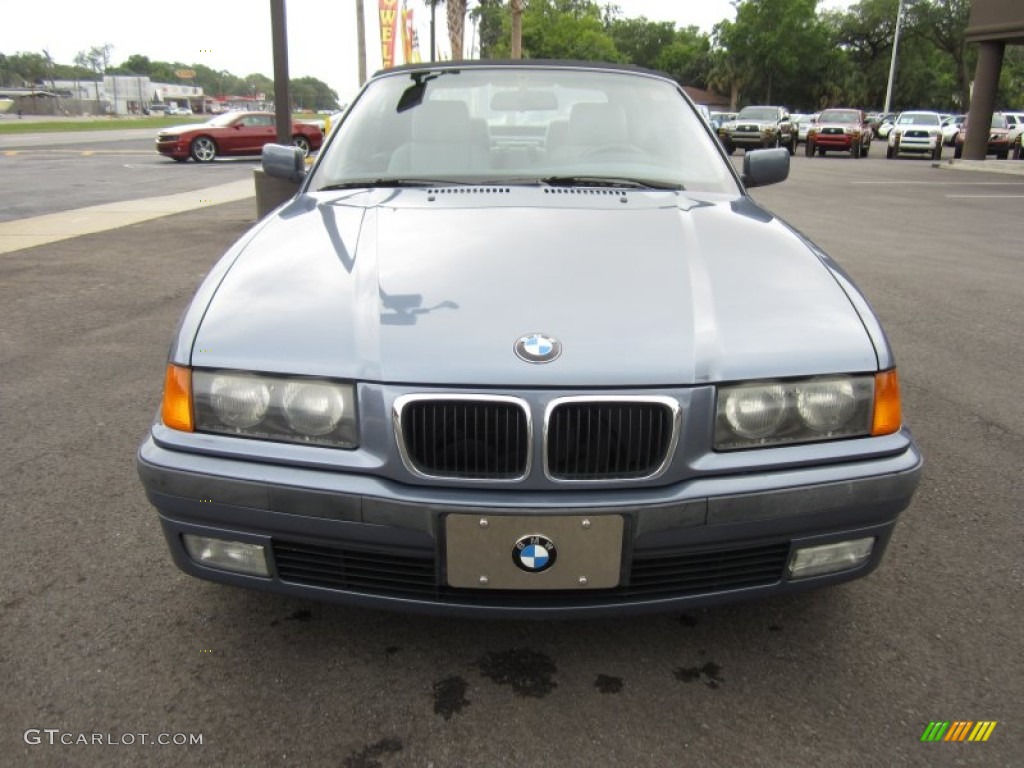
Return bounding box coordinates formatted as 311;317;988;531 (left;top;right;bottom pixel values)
818;110;859;124
736;107;780;122
309;66;738;195
897;113;941;126
206;113;249;127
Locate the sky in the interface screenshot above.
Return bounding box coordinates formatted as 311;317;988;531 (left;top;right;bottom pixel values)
0;0;856;105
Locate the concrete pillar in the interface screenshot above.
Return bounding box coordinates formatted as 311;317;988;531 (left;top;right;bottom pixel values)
253;169;299;218
963;41;1005;161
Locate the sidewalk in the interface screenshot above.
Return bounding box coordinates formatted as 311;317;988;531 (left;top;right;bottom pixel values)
0;179;255;255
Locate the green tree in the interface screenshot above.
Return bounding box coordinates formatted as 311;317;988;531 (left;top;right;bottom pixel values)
73;44;114;102
289;76;340;111
606;16;677;70
517;0;622;62
424;0;469;58
724;0;827;105
3;51;51;85
473;0;507;58
708;24;746;110
654;28;711;87
907;0;972;110
114;54;154;75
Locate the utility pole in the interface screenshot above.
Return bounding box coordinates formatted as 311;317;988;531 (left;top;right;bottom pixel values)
883;0;905;114
356;0;367;86
270;0;291;144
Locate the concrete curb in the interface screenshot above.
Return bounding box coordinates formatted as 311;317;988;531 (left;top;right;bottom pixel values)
934;158;1024;175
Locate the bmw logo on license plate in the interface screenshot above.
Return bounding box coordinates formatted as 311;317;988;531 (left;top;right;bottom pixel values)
513;535;557;573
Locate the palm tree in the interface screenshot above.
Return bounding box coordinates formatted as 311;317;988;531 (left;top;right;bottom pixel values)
425;0;468;60
511;0;523;59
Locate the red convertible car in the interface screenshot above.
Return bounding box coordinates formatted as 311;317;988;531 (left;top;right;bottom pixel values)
156;112;323;163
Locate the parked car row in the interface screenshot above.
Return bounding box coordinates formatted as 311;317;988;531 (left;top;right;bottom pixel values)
155;101;1023;166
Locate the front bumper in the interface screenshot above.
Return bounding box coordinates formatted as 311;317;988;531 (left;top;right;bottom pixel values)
811;132;856;150
156;140;188;159
721;129;775;148
138;433;922;618
890;133;939;153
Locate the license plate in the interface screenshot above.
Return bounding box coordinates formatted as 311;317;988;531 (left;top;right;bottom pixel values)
445;513;624;590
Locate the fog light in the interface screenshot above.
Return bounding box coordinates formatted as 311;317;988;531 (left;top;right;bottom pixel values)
183;535;269;576
788;538;874;579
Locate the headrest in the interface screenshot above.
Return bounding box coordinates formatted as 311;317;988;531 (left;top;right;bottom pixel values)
569;103;628;146
413;100;471;142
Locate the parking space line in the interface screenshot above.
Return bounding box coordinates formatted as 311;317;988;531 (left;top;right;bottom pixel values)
851;181;1024;185
0;148;153;156
945;194;1024;198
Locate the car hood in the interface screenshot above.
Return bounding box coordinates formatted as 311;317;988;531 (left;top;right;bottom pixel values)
158;123;206;136
189;188;879;386
894;123;940;133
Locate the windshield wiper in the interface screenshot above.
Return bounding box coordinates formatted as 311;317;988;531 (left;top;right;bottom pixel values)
317;179;468;191
540;175;683;191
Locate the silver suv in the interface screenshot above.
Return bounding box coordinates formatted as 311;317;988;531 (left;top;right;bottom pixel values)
718;105;796;155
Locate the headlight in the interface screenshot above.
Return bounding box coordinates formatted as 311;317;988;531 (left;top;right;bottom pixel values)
191;369;358;447
209;374;270;428
281;380;347;436
714;374;877;450
722;382;787;439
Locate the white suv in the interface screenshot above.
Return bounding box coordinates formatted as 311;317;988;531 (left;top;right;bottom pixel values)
1003;112;1024;158
887;111;944;160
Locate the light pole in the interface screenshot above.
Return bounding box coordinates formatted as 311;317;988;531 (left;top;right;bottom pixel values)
355;0;366;86
883;0;906;114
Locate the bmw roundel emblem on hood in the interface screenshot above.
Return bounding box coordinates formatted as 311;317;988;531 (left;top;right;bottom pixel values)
514;333;562;364
513;535;557;573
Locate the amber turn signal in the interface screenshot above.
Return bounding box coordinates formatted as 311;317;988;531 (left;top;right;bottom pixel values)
871;369;902;436
161;364;193;432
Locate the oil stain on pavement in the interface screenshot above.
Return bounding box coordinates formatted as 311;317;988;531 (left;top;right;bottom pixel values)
342;737;403;768
433;675;470;720
673;661;725;689
478;648;557;698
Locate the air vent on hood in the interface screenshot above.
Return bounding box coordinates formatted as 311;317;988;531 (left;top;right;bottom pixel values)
427;187;511;195
543;187;628;196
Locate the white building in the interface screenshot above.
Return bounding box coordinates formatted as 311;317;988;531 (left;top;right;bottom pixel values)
48;76;204;115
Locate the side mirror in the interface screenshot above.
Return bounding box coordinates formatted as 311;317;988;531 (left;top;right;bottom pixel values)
742;147;790;188
262;143;306;184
